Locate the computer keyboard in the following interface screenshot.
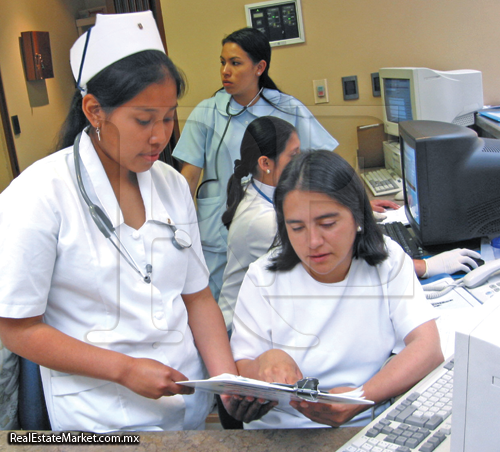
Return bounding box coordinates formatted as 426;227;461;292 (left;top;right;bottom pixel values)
379;221;425;259
336;357;454;452
362;168;403;197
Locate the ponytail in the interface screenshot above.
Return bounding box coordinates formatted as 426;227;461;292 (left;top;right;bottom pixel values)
222;116;296;229
257;67;279;92
222;159;251;228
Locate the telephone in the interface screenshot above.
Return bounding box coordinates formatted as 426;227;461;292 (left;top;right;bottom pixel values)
462;259;500;289
422;258;500;299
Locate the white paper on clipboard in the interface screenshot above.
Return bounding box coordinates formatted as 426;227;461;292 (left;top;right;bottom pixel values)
178;374;373;406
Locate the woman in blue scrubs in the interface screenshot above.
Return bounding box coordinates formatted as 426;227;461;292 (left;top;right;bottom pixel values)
172;27;338;300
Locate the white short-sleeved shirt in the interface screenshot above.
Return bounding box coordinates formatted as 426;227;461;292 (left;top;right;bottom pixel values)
219;180;276;330
172;88;339;255
0;131;212;432
230;238;438;429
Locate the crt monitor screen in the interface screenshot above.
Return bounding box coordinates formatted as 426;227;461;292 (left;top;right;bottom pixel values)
399;120;500;247
402;140;419;226
384;78;413;124
379;68;483;137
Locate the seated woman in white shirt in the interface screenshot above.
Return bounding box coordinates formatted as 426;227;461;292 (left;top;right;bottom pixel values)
230;150;444;429
219;117;480;334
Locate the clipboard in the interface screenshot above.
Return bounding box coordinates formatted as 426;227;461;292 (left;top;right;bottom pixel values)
356;123;387;170
178;374;372;406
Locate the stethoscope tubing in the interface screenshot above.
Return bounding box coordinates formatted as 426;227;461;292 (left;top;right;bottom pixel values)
73;131;191;284
196;88;264;199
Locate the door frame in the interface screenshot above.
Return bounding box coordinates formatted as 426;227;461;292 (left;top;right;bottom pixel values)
0;67;20;178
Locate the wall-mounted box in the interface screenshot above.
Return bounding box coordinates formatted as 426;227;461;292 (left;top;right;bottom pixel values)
245;0;305;47
371;72;381;97
342;75;359;100
21;31;54;81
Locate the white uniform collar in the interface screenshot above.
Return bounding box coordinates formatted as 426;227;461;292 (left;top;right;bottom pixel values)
214;88;282;118
249;178;276;201
137;169;171;225
78;131;170;228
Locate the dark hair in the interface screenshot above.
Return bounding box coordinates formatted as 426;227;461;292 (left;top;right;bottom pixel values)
222;117;296;229
56;50;186;150
268;150;388;272
222;27;280;96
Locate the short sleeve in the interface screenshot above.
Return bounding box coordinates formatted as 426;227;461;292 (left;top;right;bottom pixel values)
172;100;214;168
0;171;59;318
384;240;439;351
230;259;275;361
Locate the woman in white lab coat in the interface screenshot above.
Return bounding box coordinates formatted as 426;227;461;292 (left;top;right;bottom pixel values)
0;12;269;432
219;116;299;332
230;150;444;429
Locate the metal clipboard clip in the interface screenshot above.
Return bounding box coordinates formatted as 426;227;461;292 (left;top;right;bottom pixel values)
274;377;321;402
295;377;320;402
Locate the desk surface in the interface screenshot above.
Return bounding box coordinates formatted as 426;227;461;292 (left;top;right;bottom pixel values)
0;428;362;452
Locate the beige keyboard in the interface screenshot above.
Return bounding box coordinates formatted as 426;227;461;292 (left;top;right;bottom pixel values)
362;168;403;197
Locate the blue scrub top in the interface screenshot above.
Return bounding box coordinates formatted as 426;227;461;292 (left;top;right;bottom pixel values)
173;88;339;254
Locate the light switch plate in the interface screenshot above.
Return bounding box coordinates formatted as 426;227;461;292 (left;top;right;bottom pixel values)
313;79;329;104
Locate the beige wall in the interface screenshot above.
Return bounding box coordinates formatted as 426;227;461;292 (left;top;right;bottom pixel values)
2;1;500;171
161;0;500;166
0;0;80;171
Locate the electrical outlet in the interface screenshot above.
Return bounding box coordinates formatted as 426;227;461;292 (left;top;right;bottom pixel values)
313;79;329;104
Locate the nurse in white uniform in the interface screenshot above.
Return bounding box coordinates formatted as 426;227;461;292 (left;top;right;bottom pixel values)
230;151;444;429
0;12;270;432
172;27;339;301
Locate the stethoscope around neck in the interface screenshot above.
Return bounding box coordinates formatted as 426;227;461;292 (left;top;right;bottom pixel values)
73;131;192;284
196;87;263;199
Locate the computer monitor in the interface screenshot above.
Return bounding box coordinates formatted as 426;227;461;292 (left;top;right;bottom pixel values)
380;67;483;137
399;120;500;246
451;302;500;451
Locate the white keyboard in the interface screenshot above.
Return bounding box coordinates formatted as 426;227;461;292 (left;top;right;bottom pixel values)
336;357;454;452
361;168;403;197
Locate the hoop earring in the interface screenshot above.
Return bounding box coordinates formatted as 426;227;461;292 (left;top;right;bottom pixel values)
96;126;101;142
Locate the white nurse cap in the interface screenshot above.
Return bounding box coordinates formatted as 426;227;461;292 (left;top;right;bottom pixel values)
70;11;165;96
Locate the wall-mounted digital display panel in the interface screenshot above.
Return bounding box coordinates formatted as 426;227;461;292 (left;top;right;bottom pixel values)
245;0;305;47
